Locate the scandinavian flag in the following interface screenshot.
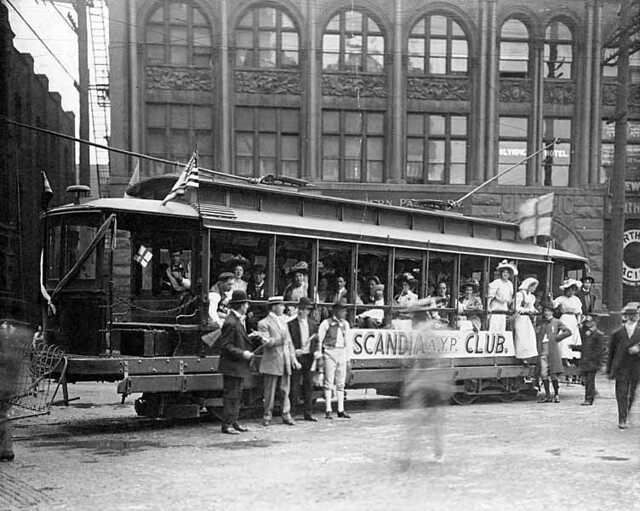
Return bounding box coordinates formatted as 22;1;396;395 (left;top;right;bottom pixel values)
518;192;554;239
161;151;199;206
133;245;153;267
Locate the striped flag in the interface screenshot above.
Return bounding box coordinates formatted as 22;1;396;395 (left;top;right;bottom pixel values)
518;192;554;239
161;151;199;206
41;171;54;210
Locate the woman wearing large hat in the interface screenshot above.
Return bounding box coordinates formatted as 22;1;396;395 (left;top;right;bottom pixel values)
487;260;517;332
513;277;539;361
395;273;418;307
553;278;583;362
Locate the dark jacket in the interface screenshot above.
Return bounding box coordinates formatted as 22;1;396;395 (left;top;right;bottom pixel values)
288;316;319;355
607;323;640;380
572;327;606;373
218;312;253;379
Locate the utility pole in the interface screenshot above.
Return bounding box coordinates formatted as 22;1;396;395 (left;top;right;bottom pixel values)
75;0;90;188
610;0;630;320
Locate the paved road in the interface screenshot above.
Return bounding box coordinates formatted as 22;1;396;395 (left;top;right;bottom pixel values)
1;376;639;511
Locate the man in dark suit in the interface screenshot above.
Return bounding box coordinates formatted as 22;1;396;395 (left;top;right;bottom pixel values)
577;275;597;315
218;290;254;435
607;302;640;429
288;297;320;421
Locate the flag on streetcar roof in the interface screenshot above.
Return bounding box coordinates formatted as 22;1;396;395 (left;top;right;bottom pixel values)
161;151;199;206
123;161;140;198
133;245;152;267
517;192;554;239
41;171;54;210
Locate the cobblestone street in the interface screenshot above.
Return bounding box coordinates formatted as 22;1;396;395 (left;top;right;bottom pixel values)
2;376;640;511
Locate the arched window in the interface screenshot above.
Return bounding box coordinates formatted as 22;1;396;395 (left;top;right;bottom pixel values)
143;1;214;171
544;21;573;79
322;10;385;72
235;6;299;68
499;19;530;78
408;14;468;75
145;1;212;67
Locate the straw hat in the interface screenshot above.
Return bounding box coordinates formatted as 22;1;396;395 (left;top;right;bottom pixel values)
559;278;582;291
519;277;539;291
496;260;518;276
267;296;285;305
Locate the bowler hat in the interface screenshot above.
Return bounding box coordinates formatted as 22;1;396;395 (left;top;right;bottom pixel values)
228;290;249;304
581;275;595;283
298;296;313;309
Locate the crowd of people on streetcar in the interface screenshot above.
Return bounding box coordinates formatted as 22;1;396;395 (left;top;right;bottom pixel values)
154;250;639;434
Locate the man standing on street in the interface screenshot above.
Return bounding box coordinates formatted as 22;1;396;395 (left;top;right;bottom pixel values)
607;302;640;429
288;297;320;421
571;316;606;406
258;296;300;426
218;290;254;435
319;300;352;419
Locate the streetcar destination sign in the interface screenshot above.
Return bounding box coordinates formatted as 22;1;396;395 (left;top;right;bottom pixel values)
351;329;514;358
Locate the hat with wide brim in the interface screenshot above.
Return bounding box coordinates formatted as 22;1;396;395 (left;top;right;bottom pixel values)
267;296;285;305
519;277;539;291
496;260;518;276
559;278;582;291
289;261;309;274
371;284;385;293
622;302;640;315
460;279;480;292
228;290;249;304
581;275;595;283
397;272;417;284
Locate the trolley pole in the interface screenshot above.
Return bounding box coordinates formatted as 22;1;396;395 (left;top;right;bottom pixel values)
75;0;90;188
610;0;630;321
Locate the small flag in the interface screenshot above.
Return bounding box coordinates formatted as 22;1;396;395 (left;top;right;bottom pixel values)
518;192;554;239
123;161;140;198
133;245;153;267
41;171;54;210
161;151;199;206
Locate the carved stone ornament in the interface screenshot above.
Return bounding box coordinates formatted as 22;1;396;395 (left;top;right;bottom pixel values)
499;79;533;102
543;81;575;104
321;73;387;98
603;83;640;107
145;66;212;91
406;77;470;101
234;70;301;95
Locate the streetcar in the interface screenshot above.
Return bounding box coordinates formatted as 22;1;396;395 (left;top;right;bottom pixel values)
41;172;585;416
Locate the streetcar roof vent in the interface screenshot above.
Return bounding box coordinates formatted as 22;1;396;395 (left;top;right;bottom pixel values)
198;203;237;221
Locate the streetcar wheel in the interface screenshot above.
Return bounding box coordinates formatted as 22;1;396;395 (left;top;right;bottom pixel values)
451;393;477;405
498;392;519;402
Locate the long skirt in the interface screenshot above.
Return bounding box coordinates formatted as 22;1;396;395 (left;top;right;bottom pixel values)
559;313;581;359
513;314;538;359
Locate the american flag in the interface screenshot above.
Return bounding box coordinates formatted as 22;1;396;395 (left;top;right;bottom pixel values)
161;151;199;206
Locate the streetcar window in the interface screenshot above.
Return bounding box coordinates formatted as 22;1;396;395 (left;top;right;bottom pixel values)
276;235;312;302
356;245;390;328
427;252;457;325
458;254;487;329
318;241;353;303
393;249;424;301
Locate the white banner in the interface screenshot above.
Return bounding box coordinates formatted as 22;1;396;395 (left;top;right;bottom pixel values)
350;329;515;359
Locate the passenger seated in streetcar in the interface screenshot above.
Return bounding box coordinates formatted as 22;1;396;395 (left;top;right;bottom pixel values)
331;275;349;304
456;279;483;331
429;281;451;324
395;273;418;307
316;275;331;303
161;249;191;294
247;265;267;301
208;272;235;328
283;261;309;302
231;262;247;292
356;283;385;328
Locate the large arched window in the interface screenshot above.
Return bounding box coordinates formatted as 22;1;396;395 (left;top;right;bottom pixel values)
499;19;530;78
145;1;212;66
143;1;214;172
322;10;385;72
235;6;299;68
544;20;573;79
407;14;468;75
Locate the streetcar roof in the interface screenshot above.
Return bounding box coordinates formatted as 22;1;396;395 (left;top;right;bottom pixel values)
44;198;200;219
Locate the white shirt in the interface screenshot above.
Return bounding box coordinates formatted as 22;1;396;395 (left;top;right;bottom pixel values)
625;321;638;339
298;317;310;354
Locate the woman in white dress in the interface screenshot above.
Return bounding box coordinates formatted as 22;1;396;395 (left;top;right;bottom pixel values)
395;273;418;307
553;279;583;361
487;260;517;331
513;277;539;361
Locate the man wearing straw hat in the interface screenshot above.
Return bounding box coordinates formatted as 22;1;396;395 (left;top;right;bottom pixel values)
607;302;640;429
218;290;255;435
258;296;301;426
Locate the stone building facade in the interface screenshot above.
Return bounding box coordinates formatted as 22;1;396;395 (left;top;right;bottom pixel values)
0;4;76;323
108;0;640;309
